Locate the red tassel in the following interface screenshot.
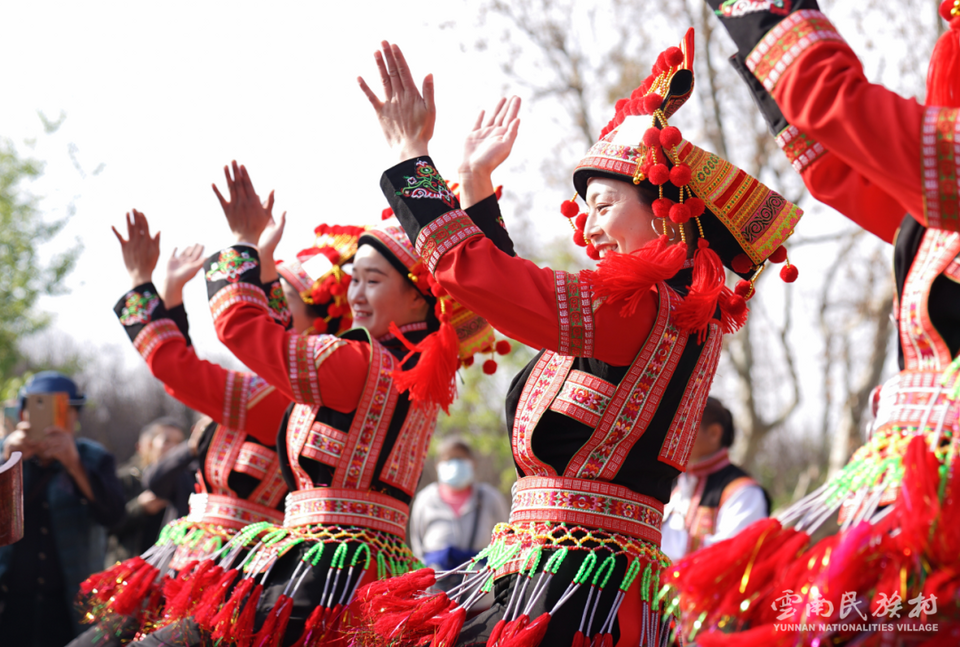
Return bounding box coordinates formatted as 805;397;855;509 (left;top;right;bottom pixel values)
290;605;325;647
211;576;256;641
570;630;587;647
499;612;550;647
432;607;467;647
487;618;507;646
111;561;159;616
897;436;942;556
231;582;264;647
193;567;239;629
390;317;460;414
252;594;289;647
927;13;960;107
717;287;748;334
165;561;221;621
583;235;687;316
671;239;725;339
81;556;145;601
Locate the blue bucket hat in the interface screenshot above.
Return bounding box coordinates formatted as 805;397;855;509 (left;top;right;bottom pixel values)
19;371;87;411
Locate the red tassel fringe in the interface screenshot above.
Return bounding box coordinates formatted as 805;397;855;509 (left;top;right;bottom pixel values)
926;17;960;108
671;239;725;340
583;235;687;317
390;318;460;414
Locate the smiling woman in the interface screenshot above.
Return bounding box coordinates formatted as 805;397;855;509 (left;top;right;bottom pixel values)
351;35;804;647
128;161;500;647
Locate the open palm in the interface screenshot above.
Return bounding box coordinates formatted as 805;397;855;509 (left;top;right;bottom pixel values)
462;96;521;175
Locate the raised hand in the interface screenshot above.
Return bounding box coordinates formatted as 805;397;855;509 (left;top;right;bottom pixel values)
211;161;275;246
162;244;205;307
358;41;436;161
258;211;286;284
112;209;161;287
461;96;522;176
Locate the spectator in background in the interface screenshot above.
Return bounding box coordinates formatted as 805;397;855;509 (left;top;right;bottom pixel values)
661;396;771;561
105;418;186;567
409;437;509;593
0;371;126;646
143;415;210;527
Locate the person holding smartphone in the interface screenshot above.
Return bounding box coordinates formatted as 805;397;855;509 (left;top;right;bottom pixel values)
0;371;125;646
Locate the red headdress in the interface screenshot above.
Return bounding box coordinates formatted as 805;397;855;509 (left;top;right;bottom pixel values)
928;1;960;107
276;224;368;335
564;28;804;337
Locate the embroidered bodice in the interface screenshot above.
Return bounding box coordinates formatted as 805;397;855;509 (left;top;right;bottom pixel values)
894;216;960;371
505;278;722;504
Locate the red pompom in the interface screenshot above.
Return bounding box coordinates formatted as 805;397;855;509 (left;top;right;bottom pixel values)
669;164;692;186
431;283;447;297
463;355;474;367
381;207;394;220
769;245;788;264
560;200;579;218
329;283;343;296
652;198;673;219
327;304;343;318
659;126;682;149
495;340;512;355
731;253;753;274
639;77;653;95
643;127;661;147
940;0;955;21
585;243;601;260
482;359;497;375
640;161;653;178
615;98;628;112
625;99;641;116
572;229;587;247
686;196;705;218
312;318;327;333
780;264;799;282
648;163;670;186
669;202;691;224
575;213;587;230
665;46;684;67
655;52;667;73
734;279;754;299
643;94;663;113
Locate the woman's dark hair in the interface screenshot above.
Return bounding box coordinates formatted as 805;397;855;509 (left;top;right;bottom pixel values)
701;396;735;448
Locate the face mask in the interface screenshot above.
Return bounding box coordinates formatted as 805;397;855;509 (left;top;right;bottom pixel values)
437;458;474;489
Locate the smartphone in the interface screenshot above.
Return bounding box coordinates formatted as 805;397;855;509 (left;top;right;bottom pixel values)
23;393;70;440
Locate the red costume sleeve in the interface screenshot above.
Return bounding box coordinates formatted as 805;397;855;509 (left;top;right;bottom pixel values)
204;246;370;413
751;11;959;233
434;235;658;367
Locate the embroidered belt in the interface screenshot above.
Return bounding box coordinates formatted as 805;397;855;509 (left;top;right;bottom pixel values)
283;487;409;539
187;492;284;530
509;476;663;545
873;369;960;435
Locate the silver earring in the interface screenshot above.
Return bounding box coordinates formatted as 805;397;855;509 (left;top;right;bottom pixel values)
651;217;678;241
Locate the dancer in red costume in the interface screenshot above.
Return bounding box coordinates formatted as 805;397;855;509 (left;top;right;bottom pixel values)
667;2;960;645
130;162;503;647
348;38;802;647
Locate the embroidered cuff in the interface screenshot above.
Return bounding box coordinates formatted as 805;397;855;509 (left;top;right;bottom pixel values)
115;283;169;343
555;270;595;358
381;157;464;247
921;106;960;232
415;210;483;273
745;9;845;92
264;279;293;330
204;246;269;324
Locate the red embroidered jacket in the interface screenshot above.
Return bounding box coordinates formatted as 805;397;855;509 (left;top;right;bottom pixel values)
382;158;723;522
114;283;289;513
719;7;960;368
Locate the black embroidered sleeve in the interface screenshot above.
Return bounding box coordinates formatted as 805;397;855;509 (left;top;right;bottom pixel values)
203;245;270;325
114;283;188;360
166;304;193;347
706;0;820;59
464;192;516;258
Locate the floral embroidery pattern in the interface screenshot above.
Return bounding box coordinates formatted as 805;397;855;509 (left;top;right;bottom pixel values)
379;400;439;496
415;209;482;273
509;476;663;544
396;160;457;209
717;0;791;18
921;107;960;231
511;352;573;477
119;290;160;326
745;10;843;91
267;281;292;327
550;371;615;428
776;124;826;173
206;248;258;283
284;488;410;537
900;230;960;371
132;320;180;359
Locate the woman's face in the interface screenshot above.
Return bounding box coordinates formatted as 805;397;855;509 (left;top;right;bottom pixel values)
583;177;658;257
281;278;312;334
348;245;428;339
